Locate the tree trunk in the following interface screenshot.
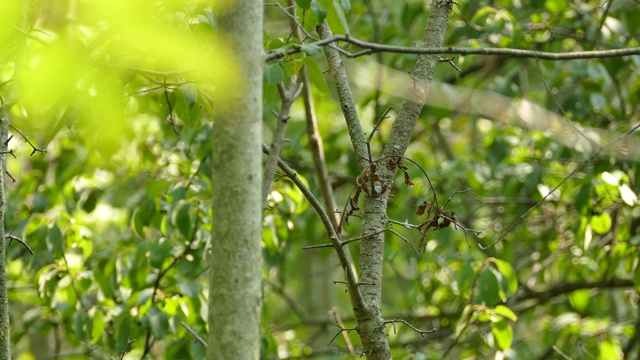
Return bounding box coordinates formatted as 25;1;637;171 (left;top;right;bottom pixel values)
353;2;454;359
208;1;263;359
0;107;10;360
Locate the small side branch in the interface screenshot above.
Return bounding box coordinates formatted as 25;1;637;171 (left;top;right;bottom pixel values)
9;125;46;156
262;145;366;311
481;122;640;249
6;234;33;255
384;318;437;337
316;22;369;172
266;34;640;62
262;76;303;208
180;321;208;348
329;307;356;357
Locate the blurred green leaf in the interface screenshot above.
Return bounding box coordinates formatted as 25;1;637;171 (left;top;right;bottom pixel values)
148;306;169;339
491;318;513;350
590;212;612;234
264;63;284;85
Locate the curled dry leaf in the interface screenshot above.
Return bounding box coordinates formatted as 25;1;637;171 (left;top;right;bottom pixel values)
416;202;427;216
404;172;414;186
386;158;397;171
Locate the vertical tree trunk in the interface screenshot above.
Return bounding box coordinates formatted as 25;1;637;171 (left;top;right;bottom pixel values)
0;108;10;360
208;1;263;359
353;2;454;359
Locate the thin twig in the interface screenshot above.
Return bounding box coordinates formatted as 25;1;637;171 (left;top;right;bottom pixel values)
163;87;179;135
366;106;393;144
266;34;640;61
180;322;208;348
329;308;356;357
8;125;46;156
384;318;437;337
6;234;33;255
262;145;366;311
481;122;640;249
262;76;303;208
386;228;419;254
119;333;136;360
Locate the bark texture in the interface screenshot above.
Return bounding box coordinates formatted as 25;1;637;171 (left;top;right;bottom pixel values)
208;1;263;359
0;108;9;360
317;0;453;360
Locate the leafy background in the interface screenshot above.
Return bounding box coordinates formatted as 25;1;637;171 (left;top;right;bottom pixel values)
1;0;639;359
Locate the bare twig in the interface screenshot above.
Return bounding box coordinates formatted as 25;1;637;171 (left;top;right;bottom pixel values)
481;122;640;249
329;308;356;357
265;2;319;41
262;145;365;311
119;333;136;360
6;234;33;255
163;86;179;135
8;125;46;156
266;34;640;61
386;228;419;254
302;228;387;250
262;76;303;208
327;323;357;346
438;56;461;72
316;22;369;172
180;322;207;348
384;318;437;337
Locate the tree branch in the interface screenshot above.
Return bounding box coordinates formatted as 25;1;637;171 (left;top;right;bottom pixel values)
266;34;640;62
262;76;302;209
262;145;366;312
316;21;369;172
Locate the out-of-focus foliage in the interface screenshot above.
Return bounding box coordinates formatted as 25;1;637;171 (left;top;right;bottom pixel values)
1;0;639;359
263;0;640;359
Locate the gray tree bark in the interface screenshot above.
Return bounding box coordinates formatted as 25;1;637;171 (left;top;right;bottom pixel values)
0;107;10;360
319;1;453;359
208;1;263;359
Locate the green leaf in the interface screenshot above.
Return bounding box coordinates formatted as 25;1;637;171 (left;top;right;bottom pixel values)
94;266;114;298
91;310;105;343
73;312;88;342
148;306;169;339
494;305;517;321
303;57;329;95
188;103;202;129
296;0;312;9
174;202;193;238
590;212;612;234
575;181;592;213
81;188;102;213
174;89;190;126
477;267;500;306
491;318;513;350
599;339;623;360
544;0;566;14
310;0;327;23
569;289;590;312
150;237;172;269
178;282;200;298
300;43;322;56
137;288;156;306
47;225;64;254
327;0;349;34
264;63;284;84
492;258;518;297
133;199;156;238
148;180;171;199
181;83;198;106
